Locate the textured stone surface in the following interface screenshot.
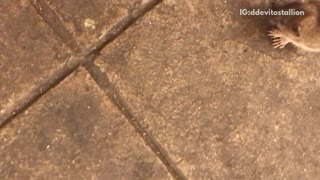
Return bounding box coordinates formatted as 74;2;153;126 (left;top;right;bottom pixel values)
0;0;70;110
44;0;140;45
97;0;320;179
1;0;320;179
0;68;170;179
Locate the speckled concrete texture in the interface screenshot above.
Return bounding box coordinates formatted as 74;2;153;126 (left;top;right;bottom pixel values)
0;68;170;179
97;0;320;179
0;0;71;110
0;0;319;179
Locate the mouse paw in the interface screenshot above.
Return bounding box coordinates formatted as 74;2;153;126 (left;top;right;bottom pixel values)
267;29;289;49
267;29;284;38
271;37;289;49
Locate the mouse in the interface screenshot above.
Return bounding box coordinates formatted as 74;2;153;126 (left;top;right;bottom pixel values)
267;0;320;52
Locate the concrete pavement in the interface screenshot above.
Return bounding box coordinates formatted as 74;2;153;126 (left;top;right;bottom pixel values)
1;0;319;179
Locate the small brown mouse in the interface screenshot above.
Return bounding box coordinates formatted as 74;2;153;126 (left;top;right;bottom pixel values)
267;0;320;52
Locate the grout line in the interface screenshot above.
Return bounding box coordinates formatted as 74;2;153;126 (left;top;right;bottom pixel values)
29;0;81;52
0;0;161;126
1;0;188;179
83;62;188;180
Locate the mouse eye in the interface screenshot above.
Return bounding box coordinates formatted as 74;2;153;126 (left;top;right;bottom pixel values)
292;26;301;37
